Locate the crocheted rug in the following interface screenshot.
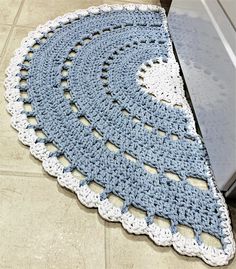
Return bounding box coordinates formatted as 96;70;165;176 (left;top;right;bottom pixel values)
4;4;235;266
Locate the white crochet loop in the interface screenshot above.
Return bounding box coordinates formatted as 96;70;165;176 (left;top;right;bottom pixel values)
4;4;235;267
137;57;197;137
138;58;186;108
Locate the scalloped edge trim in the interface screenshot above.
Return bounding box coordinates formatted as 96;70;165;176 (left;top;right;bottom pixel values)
4;3;235;266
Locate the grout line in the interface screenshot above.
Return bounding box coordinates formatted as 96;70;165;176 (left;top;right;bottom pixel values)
0;23;34;29
104;221;110;269
0;23;13;27
12;0;25;25
0;169;48;178
104;221;107;269
0;0;25;65
0;28;12;63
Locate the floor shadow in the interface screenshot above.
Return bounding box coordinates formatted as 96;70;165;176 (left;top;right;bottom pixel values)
227;199;236;234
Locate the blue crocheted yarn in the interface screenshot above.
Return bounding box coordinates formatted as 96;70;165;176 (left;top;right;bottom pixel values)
5;4;235;266
20;8;220;240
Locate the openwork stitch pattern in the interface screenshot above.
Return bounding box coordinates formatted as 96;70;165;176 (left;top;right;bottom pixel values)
4;4;235;266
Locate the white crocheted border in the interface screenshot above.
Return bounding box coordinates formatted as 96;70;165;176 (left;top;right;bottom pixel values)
4;4;235;266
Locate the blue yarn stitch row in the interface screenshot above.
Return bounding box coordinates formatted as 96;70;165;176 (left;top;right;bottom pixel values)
18;9;223;245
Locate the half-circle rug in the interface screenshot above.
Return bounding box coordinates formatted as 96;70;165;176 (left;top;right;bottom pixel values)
4;4;235;266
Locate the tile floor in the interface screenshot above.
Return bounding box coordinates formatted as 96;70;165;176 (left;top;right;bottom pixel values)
0;0;235;268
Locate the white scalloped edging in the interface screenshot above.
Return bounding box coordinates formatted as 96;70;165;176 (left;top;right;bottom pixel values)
4;4;235;266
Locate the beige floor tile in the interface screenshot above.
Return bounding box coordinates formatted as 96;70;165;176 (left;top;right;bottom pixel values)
104;0;160;5
0;27;33;72
0;25;11;57
0;26;33;72
0;174;105;269
0;134;45;176
0;0;22;24
105;221;236;269
17;0;161;28
17;0;103;27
